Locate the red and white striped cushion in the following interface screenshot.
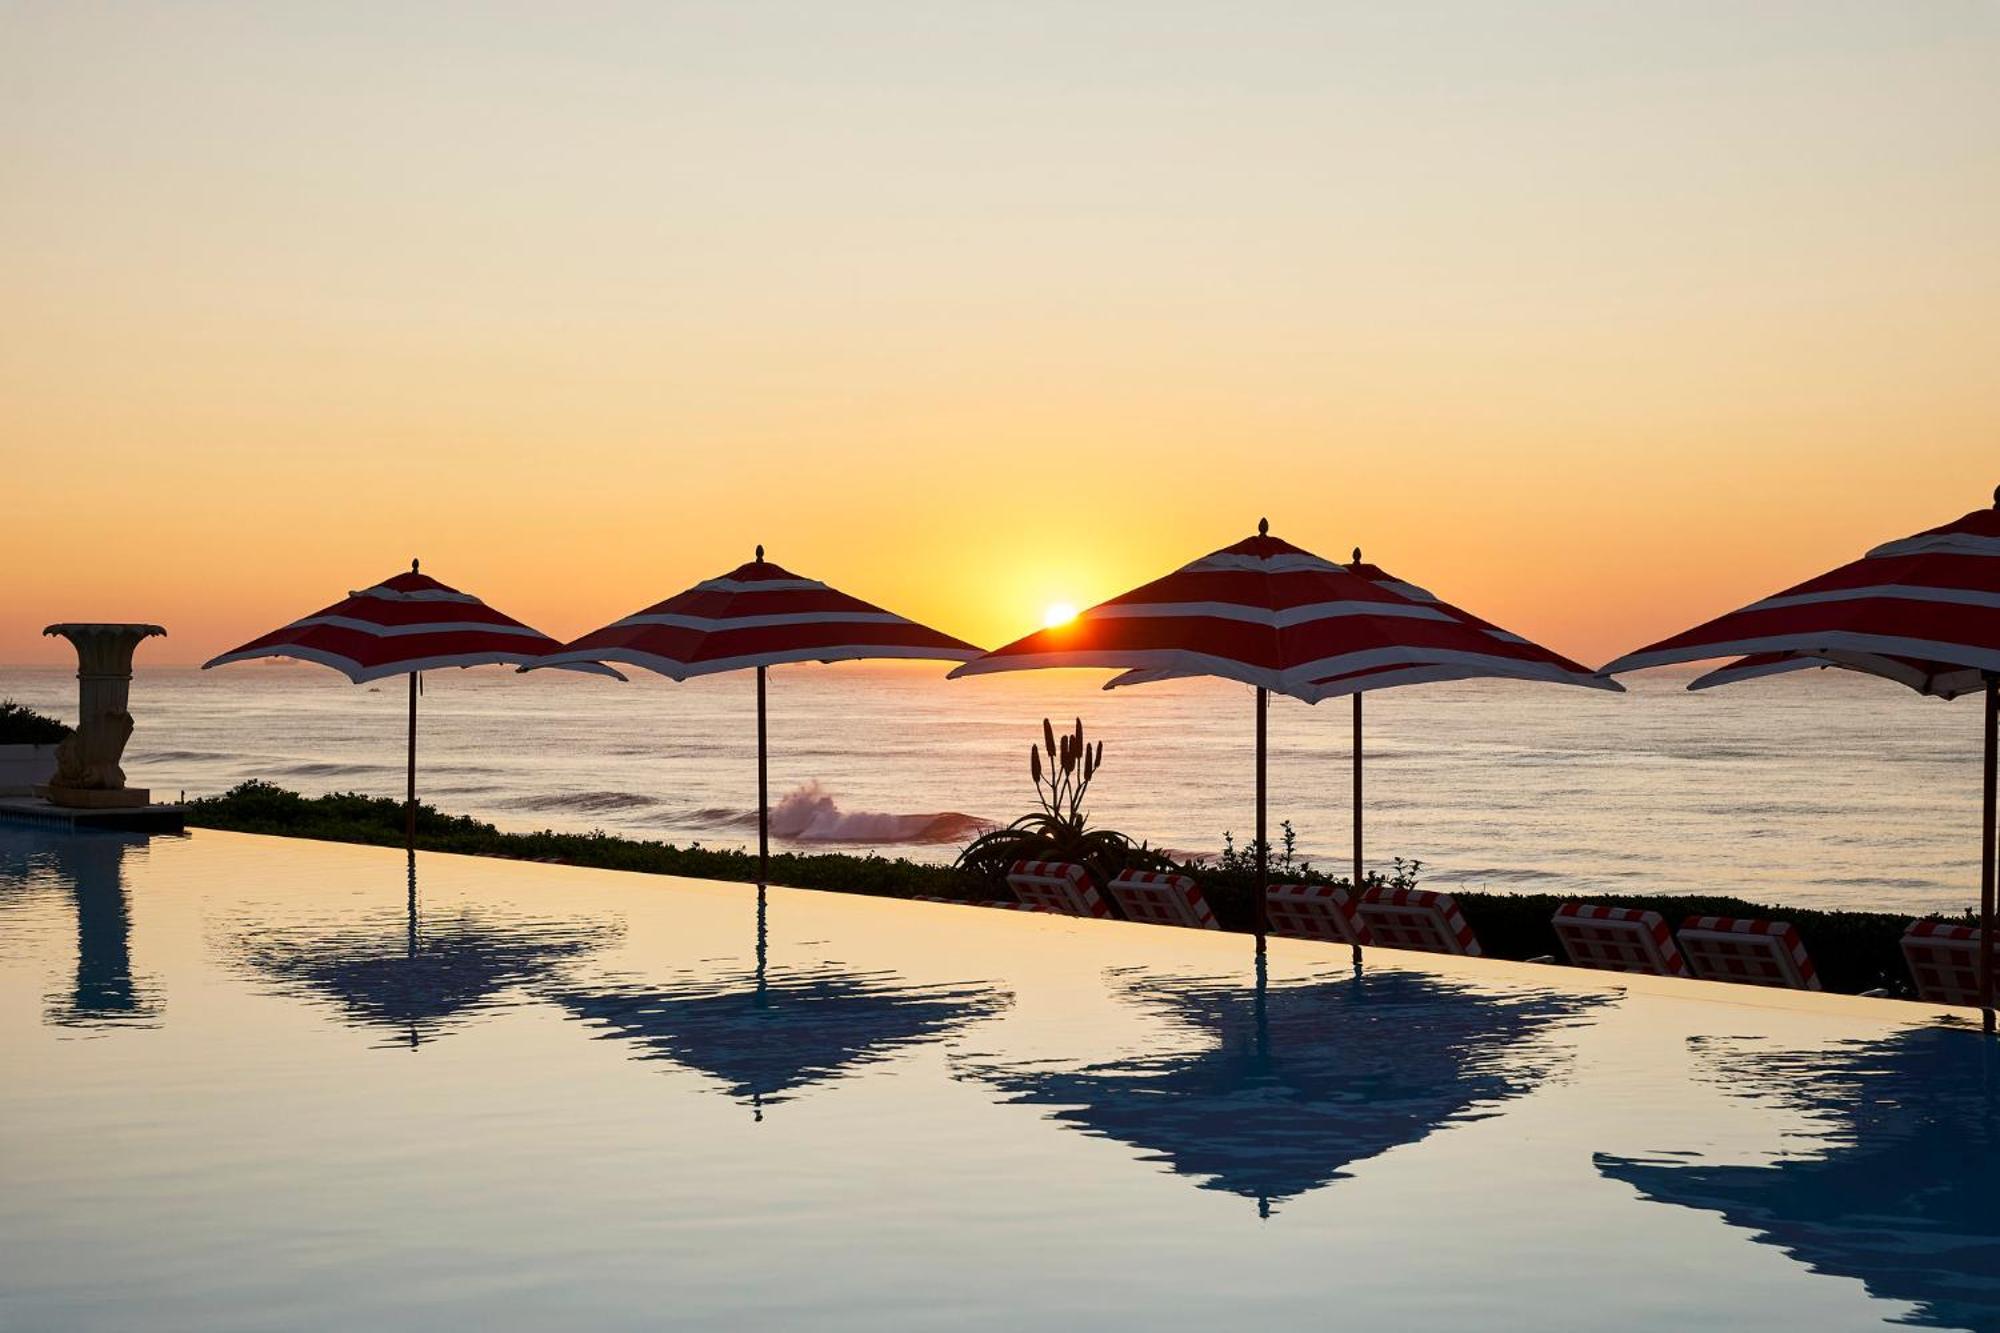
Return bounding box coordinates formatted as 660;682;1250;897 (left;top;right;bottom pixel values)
1678;916;1820;990
1004;861;1109;918
1357;887;1481;956
1901;919;1992;1006
1265;883;1370;945
1107;870;1219;930
1552;903;1688;977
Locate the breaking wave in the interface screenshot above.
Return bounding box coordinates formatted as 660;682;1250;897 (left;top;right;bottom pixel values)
690;781;988;845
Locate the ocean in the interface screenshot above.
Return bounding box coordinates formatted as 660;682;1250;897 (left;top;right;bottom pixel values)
2;661;1987;914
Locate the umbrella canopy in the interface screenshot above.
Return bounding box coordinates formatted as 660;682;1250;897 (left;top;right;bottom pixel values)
951;525;1535;696
951;523;1610;942
529;548;980;882
1691;649;1986;699
1104;554;1616;700
1600;494;2000;679
529;549;980;679
204;560;615;850
205;563;612;682
1600;487;2000;1028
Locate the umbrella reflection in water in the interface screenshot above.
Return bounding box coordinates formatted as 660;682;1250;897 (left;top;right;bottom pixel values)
555;887;1010;1119
1598;1027;2000;1333
0;826;161;1029
957;960;1601;1216
230;853;616;1048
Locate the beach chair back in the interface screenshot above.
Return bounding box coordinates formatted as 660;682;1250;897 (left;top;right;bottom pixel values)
1677;916;1819;990
1004;861;1109;918
1106;870;1219;930
1551;903;1688;977
1357;887;1482;956
1265;883;1370;946
1901;919;1994;1006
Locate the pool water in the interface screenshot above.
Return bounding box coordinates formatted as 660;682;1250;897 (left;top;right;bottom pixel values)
2;827;1996;1331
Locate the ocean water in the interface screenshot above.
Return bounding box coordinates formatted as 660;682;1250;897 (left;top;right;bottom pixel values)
1;661;1989;913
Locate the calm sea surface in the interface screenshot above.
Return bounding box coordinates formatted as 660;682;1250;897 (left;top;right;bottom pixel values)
2;662;1988;913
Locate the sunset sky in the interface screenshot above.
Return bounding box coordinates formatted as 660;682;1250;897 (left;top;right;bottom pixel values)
4;2;1996;668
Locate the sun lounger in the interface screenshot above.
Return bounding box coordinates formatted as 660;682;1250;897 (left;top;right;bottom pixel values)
1265;883;1370;946
1901;919;1995;1006
1106;869;1219;929
1677;915;1820;990
1004;860;1110;918
1551;903;1688;977
1356;887;1482;956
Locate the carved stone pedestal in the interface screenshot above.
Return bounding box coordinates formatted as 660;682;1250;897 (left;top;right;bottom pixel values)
37;623;166;811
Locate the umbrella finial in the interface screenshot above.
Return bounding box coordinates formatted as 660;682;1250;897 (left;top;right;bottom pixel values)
755;544;765;563
1257;517;1268;536
411;557;419;572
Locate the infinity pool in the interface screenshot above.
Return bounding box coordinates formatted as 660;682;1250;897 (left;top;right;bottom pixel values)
2;828;1995;1331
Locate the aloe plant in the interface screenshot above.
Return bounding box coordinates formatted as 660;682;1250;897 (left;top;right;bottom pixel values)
957;718;1169;888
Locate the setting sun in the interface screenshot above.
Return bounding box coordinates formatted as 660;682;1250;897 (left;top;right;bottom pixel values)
1042;602;1078;629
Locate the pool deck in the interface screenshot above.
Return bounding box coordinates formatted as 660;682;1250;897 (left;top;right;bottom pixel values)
0;794;187;833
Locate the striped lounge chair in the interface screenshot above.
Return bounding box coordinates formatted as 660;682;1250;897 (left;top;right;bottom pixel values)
1901;919;1994;1006
1356;887;1481;956
1106;870;1219;930
1003;861;1110;918
1551;903;1688;978
1677;915;1820;991
1265;883;1370;946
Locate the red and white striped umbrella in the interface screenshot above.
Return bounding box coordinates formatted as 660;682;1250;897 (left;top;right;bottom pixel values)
530;547;980;881
205;564;610;682
1600;497;2000;680
1105;554;1614;699
1690;650;1986;700
950;526;1537;697
950;522;1607;942
1601;487;2000;1026
530;549;980;681
204;561;616;848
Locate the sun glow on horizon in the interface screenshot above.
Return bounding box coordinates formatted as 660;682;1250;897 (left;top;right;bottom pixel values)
1042;602;1078;629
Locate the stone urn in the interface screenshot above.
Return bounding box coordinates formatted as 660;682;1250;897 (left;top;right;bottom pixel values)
38;623;166;810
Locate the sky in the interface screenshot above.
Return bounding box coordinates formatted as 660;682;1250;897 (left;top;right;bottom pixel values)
3;1;1996;667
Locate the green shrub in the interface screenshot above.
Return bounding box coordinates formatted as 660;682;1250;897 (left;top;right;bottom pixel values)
185;780;963;899
184;780;1937;997
0;700;71;745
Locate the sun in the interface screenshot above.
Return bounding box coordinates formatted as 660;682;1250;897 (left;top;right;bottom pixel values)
1042;601;1078;629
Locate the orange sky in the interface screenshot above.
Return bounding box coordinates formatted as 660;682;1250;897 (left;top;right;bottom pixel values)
4;4;1996;668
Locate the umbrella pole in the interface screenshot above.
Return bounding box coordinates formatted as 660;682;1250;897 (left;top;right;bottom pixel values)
1353;691;1364;967
757;664;770;888
405;670;417;854
1255;686;1268;944
1982;673;1996;1036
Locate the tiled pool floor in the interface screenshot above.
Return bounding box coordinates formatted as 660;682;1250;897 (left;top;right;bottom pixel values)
2;827;1994;1331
